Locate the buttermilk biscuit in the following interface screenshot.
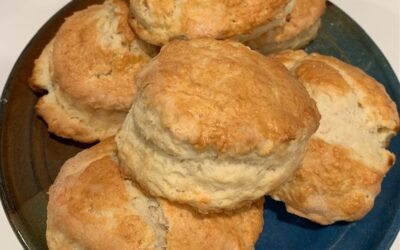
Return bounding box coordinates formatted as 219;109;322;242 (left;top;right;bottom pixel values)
129;0;297;46
47;139;264;250
269;50;399;224
30;0;156;143
246;0;326;54
116;39;320;212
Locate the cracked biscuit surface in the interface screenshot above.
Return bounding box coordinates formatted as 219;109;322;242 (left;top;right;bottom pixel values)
116;39;320;212
269;50;399;224
30;0;156;143
47;139;264;250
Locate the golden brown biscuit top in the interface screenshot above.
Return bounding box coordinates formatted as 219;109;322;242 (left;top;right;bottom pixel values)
270;50;399;130
48;139;264;250
135;39;320;155
268;50;399;225
47;140;157;249
52;0;152;111
271;138;384;225
130;0;291;45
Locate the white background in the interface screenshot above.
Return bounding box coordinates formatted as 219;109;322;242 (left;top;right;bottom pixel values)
0;0;399;249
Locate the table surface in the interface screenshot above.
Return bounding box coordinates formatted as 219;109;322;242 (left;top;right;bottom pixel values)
0;0;399;249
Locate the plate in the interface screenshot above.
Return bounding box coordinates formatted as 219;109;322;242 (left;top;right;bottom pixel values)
1;1;399;249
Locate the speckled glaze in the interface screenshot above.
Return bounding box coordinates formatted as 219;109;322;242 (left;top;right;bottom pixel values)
0;1;399;250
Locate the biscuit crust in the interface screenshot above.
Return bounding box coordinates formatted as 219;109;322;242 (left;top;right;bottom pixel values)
117;39;320;212
30;0;154;142
47;140;264;250
129;0;292;45
47;140;159;249
269;50;399;224
52;0;143;111
272;138;383;225
134;39;319;156
162;199;264;250
246;0;326;53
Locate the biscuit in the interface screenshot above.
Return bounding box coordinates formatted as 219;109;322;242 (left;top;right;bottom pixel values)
246;0;326;54
129;0;297;45
269;50;400;224
47;139;264;250
116;39;320;212
30;0;156;143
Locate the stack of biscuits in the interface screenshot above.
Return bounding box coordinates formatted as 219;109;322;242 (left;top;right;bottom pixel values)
29;0;399;249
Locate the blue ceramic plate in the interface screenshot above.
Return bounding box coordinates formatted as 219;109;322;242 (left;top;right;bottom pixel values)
0;1;399;249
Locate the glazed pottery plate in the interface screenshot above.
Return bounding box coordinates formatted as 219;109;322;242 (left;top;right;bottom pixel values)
0;1;399;249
